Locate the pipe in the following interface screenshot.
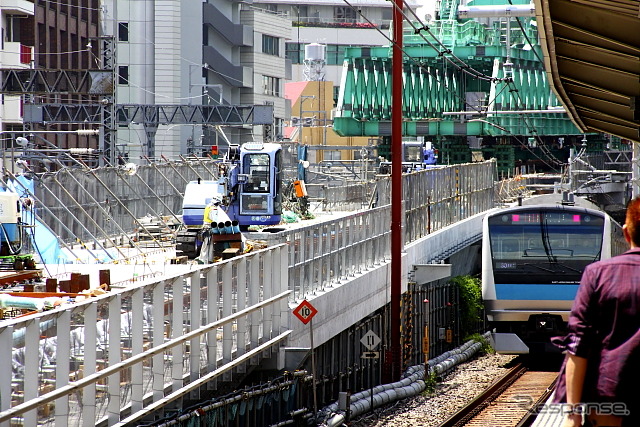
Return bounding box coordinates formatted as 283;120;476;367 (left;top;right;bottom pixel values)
0;294;67;313
318;333;491;426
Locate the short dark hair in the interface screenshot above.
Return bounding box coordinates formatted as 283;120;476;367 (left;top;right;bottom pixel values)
625;197;640;246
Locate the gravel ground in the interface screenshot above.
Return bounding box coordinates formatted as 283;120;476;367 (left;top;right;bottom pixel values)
349;353;517;427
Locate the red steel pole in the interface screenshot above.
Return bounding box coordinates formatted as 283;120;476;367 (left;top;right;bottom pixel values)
389;0;404;382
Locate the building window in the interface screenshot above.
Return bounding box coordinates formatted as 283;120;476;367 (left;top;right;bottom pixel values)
118;109;128;127
262;35;280;56
285;43;304;64
118;66;129;85
118;22;129;42
326;45;348;65
263;4;277;13
324;150;342;161
274;118;284;140
6;15;21;42
334;6;357;23
262;75;280;96
295;5;308;20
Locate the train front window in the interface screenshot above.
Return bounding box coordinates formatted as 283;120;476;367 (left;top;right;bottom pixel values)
404;145;422;162
488;211;605;264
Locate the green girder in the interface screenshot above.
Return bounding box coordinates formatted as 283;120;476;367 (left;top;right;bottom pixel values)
333;2;582;138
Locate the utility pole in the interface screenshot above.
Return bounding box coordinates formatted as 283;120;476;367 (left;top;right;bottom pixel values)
388;0;404;382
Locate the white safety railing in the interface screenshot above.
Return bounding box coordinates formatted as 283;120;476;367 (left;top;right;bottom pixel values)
0;245;290;427
284;161;497;300
287;206;392;300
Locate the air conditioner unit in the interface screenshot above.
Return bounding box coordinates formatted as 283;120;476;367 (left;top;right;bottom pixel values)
304;117;314;126
291;117;300;126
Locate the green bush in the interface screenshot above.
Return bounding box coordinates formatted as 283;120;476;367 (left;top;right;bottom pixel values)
451;275;483;337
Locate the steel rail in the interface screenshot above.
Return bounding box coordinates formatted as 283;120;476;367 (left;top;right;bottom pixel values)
438;363;528;427
514;376;559;427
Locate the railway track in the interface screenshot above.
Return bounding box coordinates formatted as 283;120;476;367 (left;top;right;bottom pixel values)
438;363;557;427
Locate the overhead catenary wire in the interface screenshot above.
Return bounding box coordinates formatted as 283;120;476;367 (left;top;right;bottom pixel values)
121;32;246;96
389;0;508;83
507;0;545;64
340;0;486;114
503;79;565;167
386;0;562;159
401;0;565;169
340;0;566;173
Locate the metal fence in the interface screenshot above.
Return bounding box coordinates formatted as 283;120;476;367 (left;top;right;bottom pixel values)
280;161;496;299
28;159;219;246
14;156;498;268
403;161;495;243
0;245;290;426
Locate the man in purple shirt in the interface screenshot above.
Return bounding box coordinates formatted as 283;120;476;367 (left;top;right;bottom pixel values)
553;197;640;427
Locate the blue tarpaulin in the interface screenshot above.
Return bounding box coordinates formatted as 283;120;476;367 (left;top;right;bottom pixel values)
2;176;66;264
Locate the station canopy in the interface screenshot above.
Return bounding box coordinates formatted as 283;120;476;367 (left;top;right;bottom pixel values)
535;0;640;143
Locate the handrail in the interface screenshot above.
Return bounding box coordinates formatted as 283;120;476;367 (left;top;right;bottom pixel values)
0;291;290;423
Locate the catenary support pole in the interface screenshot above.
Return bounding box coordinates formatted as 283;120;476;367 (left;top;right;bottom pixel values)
389;0;404;383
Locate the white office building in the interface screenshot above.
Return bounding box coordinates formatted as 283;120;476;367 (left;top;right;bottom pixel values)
99;0;291;160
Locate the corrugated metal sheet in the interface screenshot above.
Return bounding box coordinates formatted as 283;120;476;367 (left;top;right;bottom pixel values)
535;0;640;142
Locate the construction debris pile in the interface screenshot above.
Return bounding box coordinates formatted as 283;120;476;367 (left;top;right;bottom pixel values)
0;270;112;320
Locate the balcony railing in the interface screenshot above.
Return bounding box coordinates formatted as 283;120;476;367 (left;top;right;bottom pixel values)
293;17;390;29
0;42;32;68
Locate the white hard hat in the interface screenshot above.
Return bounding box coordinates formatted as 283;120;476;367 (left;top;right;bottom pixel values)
211;194;223;204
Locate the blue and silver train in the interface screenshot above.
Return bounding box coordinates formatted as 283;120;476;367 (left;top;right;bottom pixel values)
482;195;626;353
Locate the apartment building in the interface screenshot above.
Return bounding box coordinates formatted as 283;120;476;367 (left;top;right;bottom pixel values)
0;0;34;140
1;0;291;162
1;0;102;170
239;5;291;142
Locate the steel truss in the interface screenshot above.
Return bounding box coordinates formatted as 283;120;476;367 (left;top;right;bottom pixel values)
333;1;583;138
21;103;274;127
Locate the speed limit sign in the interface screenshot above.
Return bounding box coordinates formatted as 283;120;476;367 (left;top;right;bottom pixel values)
293;300;318;325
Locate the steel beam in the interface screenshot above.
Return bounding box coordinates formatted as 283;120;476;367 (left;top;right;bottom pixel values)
0;69;111;95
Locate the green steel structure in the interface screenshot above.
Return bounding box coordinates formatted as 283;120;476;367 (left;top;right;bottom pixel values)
333;0;588;172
